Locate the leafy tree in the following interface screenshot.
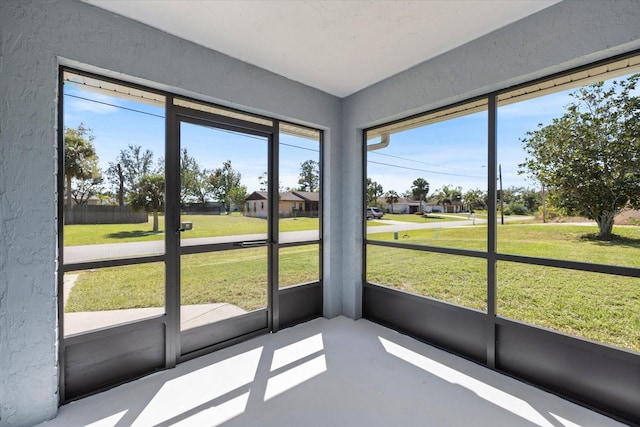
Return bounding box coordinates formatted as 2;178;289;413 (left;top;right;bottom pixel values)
107;144;154;206
434;185;462;209
256;171;268;192
520;188;541;213
463;188;486;212
400;190;413;199
499;186;541;214
109;163;126;206
180;148;211;204
64;124;101;208
492;186;541;214
385;190;399;212
71;176;103;205
208;160;242;213
298;160;319;192
366;178;384;205
228;185;249;215
506;201;528;215
129;173;165;232
497;186;517;205
411;178;430;210
95;192;113;205
519;74;640;239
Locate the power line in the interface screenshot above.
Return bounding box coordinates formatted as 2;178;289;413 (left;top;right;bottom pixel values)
370;148;481;172
370;150;441;167
64;92;319;154
64;93;165;119
280;142;319;153
367;159;485;179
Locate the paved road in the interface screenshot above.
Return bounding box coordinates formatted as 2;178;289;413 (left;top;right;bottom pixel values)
64;230;320;263
366;214;535;235
64;216;532;264
367;216;486;234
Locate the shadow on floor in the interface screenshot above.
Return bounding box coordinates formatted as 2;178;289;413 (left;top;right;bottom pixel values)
40;317;624;427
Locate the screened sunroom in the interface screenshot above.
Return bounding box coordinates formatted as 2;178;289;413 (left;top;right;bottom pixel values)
1;1;639;426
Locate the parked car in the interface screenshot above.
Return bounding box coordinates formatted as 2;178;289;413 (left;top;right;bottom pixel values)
366;207;384;219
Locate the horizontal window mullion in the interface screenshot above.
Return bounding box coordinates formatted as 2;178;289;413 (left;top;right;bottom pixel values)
497;253;640;278
366;239;487;259
174;107;274;136
277;240;321;249
179;241;267;255
63;255;165;272
366;239;640;278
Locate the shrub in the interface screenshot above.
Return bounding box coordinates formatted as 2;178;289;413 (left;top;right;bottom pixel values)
507;202;528;216
537;205;562;220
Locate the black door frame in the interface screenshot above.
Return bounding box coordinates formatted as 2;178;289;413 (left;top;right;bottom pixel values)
166;99;279;365
59;67;323;402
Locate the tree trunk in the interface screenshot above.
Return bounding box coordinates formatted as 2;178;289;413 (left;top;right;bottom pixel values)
152;209;159;232
117;163;124;206
596;212;615;240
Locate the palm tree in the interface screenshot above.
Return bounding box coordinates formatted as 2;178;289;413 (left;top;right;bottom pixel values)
64;124;99;208
435;185;462;212
385;190;399;213
411;178;430;212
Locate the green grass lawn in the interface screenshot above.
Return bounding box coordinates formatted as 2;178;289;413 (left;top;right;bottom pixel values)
369;225;487;250
65;245;320;313
368;223;640;267
497;262;639;351
65;222;640;353
366;246;488;311
64;213;321;246
367;223;640;352
471;211;489;219
366;245;639;352
498;224;640;266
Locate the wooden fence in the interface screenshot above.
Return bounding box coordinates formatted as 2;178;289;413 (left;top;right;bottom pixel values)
64;205;148;225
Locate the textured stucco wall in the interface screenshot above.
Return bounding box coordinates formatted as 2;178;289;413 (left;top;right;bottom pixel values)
0;0;340;425
339;0;640;318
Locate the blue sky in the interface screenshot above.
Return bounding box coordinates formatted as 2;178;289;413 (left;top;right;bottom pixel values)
63;82;320;194
367;72;639;196
366;90;576;196
64;71;637;198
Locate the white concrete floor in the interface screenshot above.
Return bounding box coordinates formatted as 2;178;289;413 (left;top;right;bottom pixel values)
40;317;624;427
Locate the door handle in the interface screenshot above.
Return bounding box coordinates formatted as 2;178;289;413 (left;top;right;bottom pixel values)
234;240;268;248
176;222;193;234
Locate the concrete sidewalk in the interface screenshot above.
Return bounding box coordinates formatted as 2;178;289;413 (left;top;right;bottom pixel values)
63;265;248;336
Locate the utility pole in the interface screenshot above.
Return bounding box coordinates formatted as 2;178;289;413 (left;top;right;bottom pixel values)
499;163;504;225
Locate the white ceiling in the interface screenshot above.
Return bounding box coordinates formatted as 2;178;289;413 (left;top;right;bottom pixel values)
84;0;560;97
